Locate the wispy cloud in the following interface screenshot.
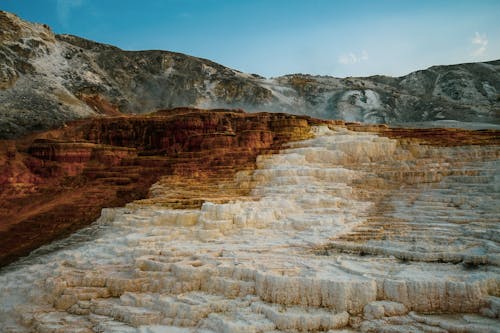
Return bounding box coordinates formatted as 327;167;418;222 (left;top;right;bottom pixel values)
471;32;488;57
338;50;368;65
56;0;85;27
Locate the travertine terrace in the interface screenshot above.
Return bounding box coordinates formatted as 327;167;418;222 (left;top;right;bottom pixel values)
0;108;316;266
0;117;499;332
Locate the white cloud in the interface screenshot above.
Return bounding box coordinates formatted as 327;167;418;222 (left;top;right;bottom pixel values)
338;50;368;65
471;32;488;57
56;0;84;27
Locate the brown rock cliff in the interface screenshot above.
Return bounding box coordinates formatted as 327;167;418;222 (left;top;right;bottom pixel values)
0;108;317;267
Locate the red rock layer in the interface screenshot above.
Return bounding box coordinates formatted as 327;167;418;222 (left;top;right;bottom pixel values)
0;108;318;267
345;123;500;146
77;94;123;116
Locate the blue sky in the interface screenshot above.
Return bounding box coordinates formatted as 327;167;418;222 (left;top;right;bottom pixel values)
2;0;499;78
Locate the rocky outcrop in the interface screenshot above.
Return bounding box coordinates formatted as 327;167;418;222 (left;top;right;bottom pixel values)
0;119;498;332
1;10;499;139
274;63;500;126
0;108;317;267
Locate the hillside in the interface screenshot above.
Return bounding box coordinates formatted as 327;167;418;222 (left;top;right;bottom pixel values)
1;10;499;139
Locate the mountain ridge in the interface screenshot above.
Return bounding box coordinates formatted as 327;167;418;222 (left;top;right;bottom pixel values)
1;10;499;139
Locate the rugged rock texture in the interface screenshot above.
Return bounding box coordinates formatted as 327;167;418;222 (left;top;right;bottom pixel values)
1;10;499;139
1;9;499;332
273;64;500;126
0;113;499;332
0;108;317;267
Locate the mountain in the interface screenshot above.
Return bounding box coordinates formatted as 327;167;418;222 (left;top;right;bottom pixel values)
1;9;499;139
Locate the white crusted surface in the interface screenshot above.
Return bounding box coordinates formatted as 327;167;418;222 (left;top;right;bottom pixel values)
0;127;498;332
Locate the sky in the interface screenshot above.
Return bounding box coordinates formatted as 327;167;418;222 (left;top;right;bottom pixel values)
1;0;499;78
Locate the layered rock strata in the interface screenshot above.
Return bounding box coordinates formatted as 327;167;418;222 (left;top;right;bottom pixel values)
0;121;498;332
0;108;317;267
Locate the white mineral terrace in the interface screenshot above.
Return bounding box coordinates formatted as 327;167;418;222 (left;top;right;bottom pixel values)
0;126;499;332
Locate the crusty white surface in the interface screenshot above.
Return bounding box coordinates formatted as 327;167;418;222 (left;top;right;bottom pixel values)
1;126;498;332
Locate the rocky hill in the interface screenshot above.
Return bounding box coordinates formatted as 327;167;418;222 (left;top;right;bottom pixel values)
1;9;499;139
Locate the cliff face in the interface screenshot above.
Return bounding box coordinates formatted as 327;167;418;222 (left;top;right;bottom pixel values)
0;108;317;267
1;10;499;139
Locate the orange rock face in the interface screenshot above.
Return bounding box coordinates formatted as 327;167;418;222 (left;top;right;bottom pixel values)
0;108;318;267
